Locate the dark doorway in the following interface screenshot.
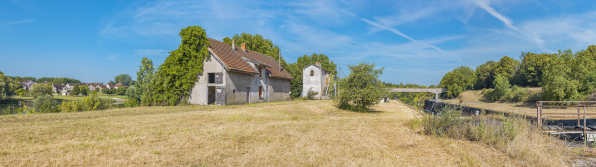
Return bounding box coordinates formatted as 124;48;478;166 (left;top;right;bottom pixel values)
246;87;250;104
208;86;216;104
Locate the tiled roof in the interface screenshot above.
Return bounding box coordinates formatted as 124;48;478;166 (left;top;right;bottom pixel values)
207;38;293;80
302;64;329;72
115;83;125;87
52;83;65;90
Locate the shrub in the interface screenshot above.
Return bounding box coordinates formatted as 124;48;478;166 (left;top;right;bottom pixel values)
511;85;529;102
418;108;571;166
124;97;138;108
30;83;53;99
15;88;27;97
33;95;59;113
60;91;111;112
337;62;388;112
306;90;318;100
423;106;463;135
486;74;512;101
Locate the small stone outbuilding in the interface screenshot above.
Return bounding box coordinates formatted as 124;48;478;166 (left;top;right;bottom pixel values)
302;62;331;99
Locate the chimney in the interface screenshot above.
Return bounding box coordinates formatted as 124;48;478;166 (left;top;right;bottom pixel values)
241;42;246;52
232;39;235;50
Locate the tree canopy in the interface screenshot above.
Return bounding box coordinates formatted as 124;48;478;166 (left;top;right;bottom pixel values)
114;74;133;86
223;33;286;66
489;56;519;84
439;66;476;98
135;57;155;105
474;60;497;89
30;83;53;99
0;71;19;101
296;53;337;75
337;62;388;112
151;25;211;106
517;52;555;87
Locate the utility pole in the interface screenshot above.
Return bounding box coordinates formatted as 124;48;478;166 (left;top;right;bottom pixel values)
337;66;340;98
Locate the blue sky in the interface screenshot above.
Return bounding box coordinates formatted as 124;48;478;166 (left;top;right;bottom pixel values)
1;0;596;86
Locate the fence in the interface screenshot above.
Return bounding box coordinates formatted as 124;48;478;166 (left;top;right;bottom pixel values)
536;101;596;133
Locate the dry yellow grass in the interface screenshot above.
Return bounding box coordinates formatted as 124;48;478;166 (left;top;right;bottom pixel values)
448;90;596;118
0;100;562;166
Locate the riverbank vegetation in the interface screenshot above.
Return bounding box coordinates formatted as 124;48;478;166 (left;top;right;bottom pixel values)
407;106;573;166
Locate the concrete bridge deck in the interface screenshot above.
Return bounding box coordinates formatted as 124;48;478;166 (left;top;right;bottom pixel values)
390;88;447;99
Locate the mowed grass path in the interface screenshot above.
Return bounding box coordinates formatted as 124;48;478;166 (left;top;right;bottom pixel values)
1;100;526;166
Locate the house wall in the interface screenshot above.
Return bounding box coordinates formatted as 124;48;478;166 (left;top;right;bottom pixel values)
268;77;291;101
302;65;328;99
188;55;227;105
188;54;292;105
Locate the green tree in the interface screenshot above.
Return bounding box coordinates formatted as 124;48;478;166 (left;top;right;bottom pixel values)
34;95;59;113
224;33;286;66
488;74;512;101
474;61;497;89
15;88;26;97
114;74;133;86
126;85;137;99
80;85;89;96
36;77;55;83
115;86;128;95
286;63;304;98
517;52;556;87
296;53;338;75
337;62;388;112
540;50;581;101
440;66;476;98
30;83;53;99
52;77;81;84
136;57;155;105
0;72;19;101
72;84;80;96
151;26;211;106
489;56;519;85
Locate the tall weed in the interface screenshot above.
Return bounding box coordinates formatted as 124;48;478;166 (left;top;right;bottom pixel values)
418;107;572;166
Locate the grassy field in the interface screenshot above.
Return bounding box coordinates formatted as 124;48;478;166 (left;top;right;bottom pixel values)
0;100;571;166
10;94;126;102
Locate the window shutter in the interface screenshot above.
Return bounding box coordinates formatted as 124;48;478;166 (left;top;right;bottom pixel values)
215;73;223;84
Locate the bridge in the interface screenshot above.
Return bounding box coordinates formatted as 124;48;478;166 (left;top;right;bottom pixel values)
390;88;447;100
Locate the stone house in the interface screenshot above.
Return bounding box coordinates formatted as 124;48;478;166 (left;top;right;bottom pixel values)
19;80;37;91
52;83;65;95
114;83;125;89
106;83;115;89
302;62;331;99
187;38;293;105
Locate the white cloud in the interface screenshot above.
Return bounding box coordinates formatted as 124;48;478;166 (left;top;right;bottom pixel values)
135;49;168;56
1;19;34;26
469;0;547;49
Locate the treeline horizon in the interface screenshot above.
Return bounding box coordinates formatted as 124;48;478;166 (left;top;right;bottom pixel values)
440;45;596;101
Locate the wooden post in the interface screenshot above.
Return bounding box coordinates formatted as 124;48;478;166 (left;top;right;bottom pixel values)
537;102;542;127
578;106;581;126
585;105;587;147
